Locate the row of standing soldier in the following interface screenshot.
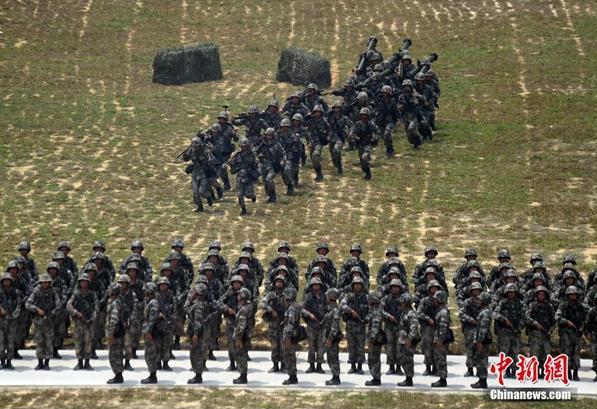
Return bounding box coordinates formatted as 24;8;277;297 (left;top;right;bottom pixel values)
2;240;596;388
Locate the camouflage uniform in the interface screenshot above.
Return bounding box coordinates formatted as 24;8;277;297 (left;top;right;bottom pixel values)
228;140;259;215
373;87;400;156
398;293;420;383
458;289;483;372
262;101;283;128
349;109;379;179
260;279;287;368
254;130;292;202
365;294;384;383
471;293;493;386
119;241;154;282
323;289;342;382
142;294;161;374
306;107;331;180
282;94;310;120
0;274;21;365
432;292;451;383
524;287;555;372
219;278;243;366
25;276;62;362
302;279;326;369
493;284;525;376
183;138;214;212
187;285;209;382
381;282;402;373
66;276;99;362
397;80;427;147
326;102;353;174
232;107;268;144
155;280;176;365
417;292;437;372
282;288;301;383
341;277;369;370
277;122;303;186
233;291;253;381
555;287;588;375
106;284;126;377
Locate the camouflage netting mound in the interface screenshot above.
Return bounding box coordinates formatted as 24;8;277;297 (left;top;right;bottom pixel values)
276;47;331;88
152;43;223;86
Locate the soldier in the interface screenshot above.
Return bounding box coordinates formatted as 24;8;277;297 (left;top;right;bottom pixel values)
119;240;153;282
417;279;440;376
57;240;78;281
254;127;293;201
0;273;21;370
228;138;259;215
282;93;310;120
282;287;301;385
381;278;403;375
170;238;195;284
50;251;74;300
470;292;493;389
458;283;484;377
260;274;287;372
302;83;329;112
88;240;115;281
159;261;186;352
17;240;37;277
106;283;126;384
199;263;223;360
219;274;244;371
155;277;176;369
341;276;369;374
339;243;370;283
412;246;446;287
121;264;144;364
7;260;30;360
487;249;512;288
585;292;597;382
290;113;309;166
305;242;338;288
431;290;451;387
187;283;209;384
365;293;384;386
277;118;303;186
414;72;436;141
216;110;240;187
141;282;161;384
373;85;400;157
205;122;236;193
555;286;588;381
183;136;215;212
376;246;406;283
330;79;359;108
302;277;326;373
397;79;427;148
262;99;282;129
453;248;485;291
233;287;252;384
26;273;61;370
323;288;342;385
46;261;67;359
349;107;379;180
67;273;99;370
525;286;555;377
396;293;420;387
233;105;268;145
493;283;525;378
327;100;353;174
306;104;331;181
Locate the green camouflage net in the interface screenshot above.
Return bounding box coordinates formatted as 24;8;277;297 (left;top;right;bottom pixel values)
152;43;223;86
276;47;331;88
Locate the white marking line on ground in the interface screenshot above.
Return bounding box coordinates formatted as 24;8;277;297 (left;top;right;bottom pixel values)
2;350;595;393
559;0;585;57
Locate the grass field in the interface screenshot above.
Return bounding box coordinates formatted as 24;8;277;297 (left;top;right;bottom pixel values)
0;0;596;405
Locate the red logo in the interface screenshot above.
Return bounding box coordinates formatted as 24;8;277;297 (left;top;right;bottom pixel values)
489;353;569;386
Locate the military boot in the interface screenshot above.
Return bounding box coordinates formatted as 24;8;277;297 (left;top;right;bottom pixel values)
316;363;325;374
53;348;62;359
91;350;98;359
187;373;203;384
422;364;432;376
233;373;247;384
314;168;324;181
35;359;44;370
572;369;579;381
215;186;224;199
386;364;396;375
348;363;357;374
132;347;138;359
365;378;381;386
240;205;248;216
386;146;394;158
208;350;217;360
464;368;474;377
162;360;172;371
268;361;280;373
356;363;364;374
226;360;236;371
223;176;231;191
13;351;22;360
173;336;181;350
305;363;316;373
43;359;50;370
107;373;124;384
4;359;14;370
431;378;447;387
83;359;94;370
396;365;404;375
0;358;4;368
74;359;83;370
286;184;294;195
363;168;372;180
141;372;157;384
206;196;213;206
169;350;176;360
194;203;204;212
124;359;133;371
397;377;413;387
325;376;341;385
282;375;298;385
471;378;487;389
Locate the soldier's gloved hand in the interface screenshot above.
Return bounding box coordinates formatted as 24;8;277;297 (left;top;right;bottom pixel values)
475;342;483;352
388;315;397;323
36;308;45;317
270;310;278;320
427;318;434;326
350;310;359;320
145;333;153;342
76;311;84;320
235;340;242;350
469;319;478;326
107;335;114;345
536;323;545;332
192;335;198;345
405;339;412;349
326;338;332;349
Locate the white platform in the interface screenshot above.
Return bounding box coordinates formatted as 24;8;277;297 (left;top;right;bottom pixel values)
0;350;595;396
